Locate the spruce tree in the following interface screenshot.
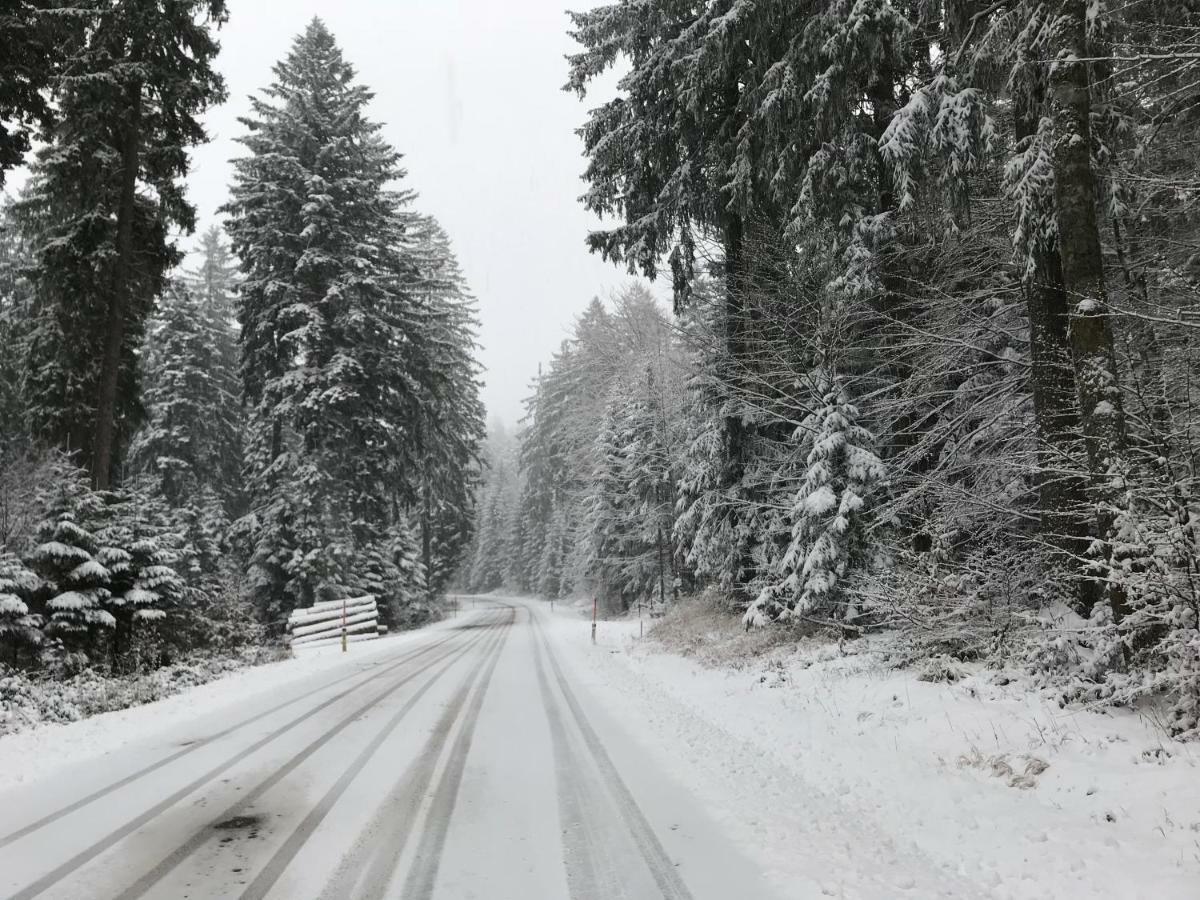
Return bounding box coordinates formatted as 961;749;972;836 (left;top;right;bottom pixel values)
27;455;114;643
0;1;57;183
0;553;41;660
408;218;486;600
188;224;239;319
0;205;33;451
129;281;242;511
746;386;885;626
95;484;183;646
15;0;227;487
225;20;451;622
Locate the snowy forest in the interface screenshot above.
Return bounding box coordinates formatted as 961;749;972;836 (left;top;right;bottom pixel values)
0;9;485;690
461;1;1200;739
1;0;1198;742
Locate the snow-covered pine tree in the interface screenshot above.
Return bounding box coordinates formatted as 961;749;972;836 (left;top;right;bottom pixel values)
746;384;885;626
27;454;114;645
93;482;183;664
0;554;41;661
407;218;486;601
14;0;227;488
587;367;678;612
537;503;573;600
586;401;628;608
466;432;520;593
177;486;230;582
385;518;427;628
0;1;58;184
188;224;240;321
0;204;33;450
225;19;455;624
509;373;555;593
673;279;751;596
129;281;242;512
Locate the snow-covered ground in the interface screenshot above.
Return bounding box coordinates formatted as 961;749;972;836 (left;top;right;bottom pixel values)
0;619;455;795
541;597;1200;899
2;596;1196;899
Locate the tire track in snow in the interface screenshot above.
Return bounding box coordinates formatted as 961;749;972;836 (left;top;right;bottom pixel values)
106;616;504;900
531;614;695;900
236;609;514;900
532;634;635;899
313;613;513;900
7;617;492;900
0;627;462;851
391;607;514;900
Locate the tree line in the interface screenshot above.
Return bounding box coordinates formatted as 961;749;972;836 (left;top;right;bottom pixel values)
464;1;1200;738
0;9;484;674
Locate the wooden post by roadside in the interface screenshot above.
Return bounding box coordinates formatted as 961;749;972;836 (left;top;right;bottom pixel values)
341;597;347;653
591;596;597;644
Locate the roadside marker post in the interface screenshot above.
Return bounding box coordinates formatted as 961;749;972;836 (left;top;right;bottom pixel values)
591;597;597;644
341;597;348;653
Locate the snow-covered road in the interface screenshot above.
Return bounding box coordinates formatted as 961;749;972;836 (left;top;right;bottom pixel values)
0;599;777;900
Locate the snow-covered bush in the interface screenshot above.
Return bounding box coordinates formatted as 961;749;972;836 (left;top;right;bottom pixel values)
27;456;115;642
1021;466;1200;739
0;554;41;660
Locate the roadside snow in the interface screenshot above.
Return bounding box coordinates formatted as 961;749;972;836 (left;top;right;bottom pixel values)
538;598;1200;900
0;623;447;794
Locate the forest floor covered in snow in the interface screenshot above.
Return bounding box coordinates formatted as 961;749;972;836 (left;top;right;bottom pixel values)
543;594;1200;899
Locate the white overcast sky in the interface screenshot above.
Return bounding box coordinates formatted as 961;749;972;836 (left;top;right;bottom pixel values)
182;0;651;427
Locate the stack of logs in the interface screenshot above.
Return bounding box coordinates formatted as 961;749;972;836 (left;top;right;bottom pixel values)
286;596;387;652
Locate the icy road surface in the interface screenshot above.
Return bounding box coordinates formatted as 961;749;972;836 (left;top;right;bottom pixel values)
0;599;779;900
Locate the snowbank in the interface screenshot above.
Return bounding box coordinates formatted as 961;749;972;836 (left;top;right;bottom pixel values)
538;597;1200;899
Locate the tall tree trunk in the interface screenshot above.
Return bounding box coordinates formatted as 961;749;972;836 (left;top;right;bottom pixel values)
421;471;434;603
1050;0;1129;617
868;65;913;454
1016;85;1097;612
1111;215;1173;447
723;211;755;598
92;80;143;490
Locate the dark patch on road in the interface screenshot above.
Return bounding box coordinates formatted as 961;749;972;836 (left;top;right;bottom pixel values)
213;815;263;832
